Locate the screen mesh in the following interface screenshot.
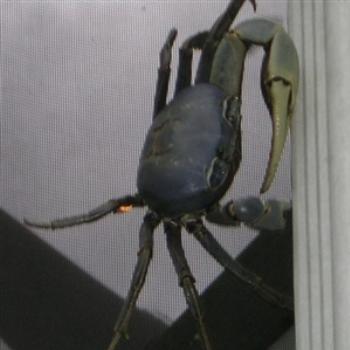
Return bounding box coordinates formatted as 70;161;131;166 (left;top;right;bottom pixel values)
0;1;292;349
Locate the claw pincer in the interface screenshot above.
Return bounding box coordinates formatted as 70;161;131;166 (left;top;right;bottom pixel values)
211;18;299;193
237;19;299;192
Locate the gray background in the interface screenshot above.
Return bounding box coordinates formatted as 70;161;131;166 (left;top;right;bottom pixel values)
0;1;292;349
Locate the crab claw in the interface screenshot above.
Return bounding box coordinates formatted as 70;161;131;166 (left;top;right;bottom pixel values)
260;26;299;193
234;19;299;193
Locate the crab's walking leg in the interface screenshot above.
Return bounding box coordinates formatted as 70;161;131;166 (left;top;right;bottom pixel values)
206;197;290;231
175;31;208;94
185;219;294;311
153;29;177;118
233;19;299;193
165;222;212;350
107;212;160;350
24;194;144;229
196;0;256;84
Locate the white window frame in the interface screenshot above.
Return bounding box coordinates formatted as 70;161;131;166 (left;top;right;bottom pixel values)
289;1;350;349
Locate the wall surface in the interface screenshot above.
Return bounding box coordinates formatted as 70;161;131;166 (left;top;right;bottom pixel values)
0;1;292;349
290;1;350;350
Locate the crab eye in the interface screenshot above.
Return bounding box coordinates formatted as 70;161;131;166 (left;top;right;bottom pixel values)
207;157;229;189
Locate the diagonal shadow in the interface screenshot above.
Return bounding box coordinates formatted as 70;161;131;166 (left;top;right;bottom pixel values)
0;209;166;350
0;208;294;350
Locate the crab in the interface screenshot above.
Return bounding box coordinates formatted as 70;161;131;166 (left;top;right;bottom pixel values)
24;0;299;349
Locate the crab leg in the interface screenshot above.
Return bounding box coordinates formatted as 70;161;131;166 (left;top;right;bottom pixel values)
196;0;256;84
165;222;212;350
236;19;299;193
107;212;160;350
24;194;144;229
206;196;290;231
153;28;178;118
175;31;208;94
185;219;294;311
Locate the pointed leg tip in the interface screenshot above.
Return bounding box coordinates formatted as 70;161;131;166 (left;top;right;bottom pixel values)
168;28;178;44
23;218;37;227
250;0;257;12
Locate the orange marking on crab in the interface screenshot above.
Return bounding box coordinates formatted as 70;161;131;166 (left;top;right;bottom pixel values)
117;205;133;214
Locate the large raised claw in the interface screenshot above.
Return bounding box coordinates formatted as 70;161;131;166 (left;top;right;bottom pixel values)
234;19;299;193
